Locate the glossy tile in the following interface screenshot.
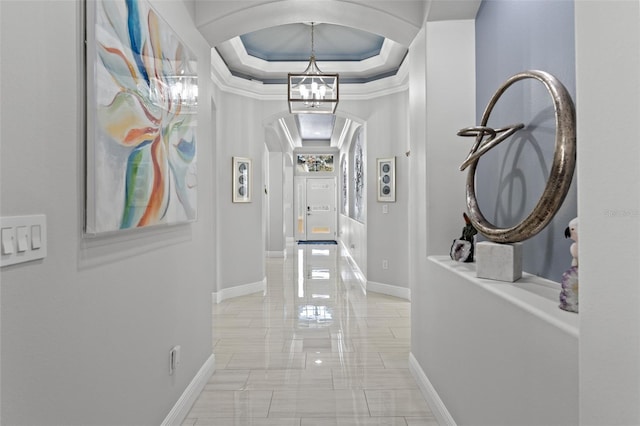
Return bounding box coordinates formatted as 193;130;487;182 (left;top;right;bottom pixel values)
204;369;250;390
190;418;301;426
281;337;354;353
365;390;432;417
351;337;411;353
269;390;370;417
213;338;287;354
390;327;411;339
187;390;272;418
212;327;269;339
379;353;411;369
306;352;385;369
245;368;333;390
301;417;408;426
225;352;307;370
405;417;440;426
213;352;232;369
185;242;432;424
332;368;418;390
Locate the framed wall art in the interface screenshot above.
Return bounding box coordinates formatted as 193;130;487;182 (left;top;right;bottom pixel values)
377;157;396;202
233;157;252;203
85;0;198;235
296;154;335;173
352;130;365;222
341;155;348;215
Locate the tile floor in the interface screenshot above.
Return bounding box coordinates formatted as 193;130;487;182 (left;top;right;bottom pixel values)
184;243;437;426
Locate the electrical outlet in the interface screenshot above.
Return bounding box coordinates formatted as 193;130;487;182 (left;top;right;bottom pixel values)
169;345;181;375
382;260;389;270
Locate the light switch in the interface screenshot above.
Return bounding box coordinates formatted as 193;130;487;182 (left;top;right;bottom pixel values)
31;225;42;250
2;228;14;255
1;215;46;267
382;204;389;214
16;226;29;252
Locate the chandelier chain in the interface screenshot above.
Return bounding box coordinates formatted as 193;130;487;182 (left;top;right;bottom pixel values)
311;22;315;57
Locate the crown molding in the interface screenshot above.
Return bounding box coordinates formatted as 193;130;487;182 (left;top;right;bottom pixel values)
210;48;409;102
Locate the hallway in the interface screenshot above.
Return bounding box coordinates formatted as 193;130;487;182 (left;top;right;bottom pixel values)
184;243;435;425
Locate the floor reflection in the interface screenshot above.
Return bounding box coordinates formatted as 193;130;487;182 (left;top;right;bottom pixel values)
185;241;437;425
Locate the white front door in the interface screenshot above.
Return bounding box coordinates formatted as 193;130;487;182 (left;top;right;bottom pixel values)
294;177;337;241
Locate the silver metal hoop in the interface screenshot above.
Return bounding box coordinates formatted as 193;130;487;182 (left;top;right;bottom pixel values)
459;70;576;243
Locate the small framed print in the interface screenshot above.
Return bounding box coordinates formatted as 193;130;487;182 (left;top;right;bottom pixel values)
377;157;396;202
233;157;251;203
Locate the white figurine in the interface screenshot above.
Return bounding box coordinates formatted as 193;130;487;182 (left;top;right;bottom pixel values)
564;217;578;267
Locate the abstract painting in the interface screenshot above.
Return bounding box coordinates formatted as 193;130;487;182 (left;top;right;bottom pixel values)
85;0;198;234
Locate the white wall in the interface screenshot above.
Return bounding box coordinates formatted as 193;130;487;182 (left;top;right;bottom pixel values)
423;257;578;425
408;27;428;309
575;1;640;424
215;91;265;291
423;22;476;257
340;92;411;293
266;152;285;256
365;93;410;292
0;1;214;424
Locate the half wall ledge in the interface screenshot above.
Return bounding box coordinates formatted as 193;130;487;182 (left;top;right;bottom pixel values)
417;256;579;425
428;256;579;338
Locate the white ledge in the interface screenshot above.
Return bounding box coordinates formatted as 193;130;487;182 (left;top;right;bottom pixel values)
428;255;579;339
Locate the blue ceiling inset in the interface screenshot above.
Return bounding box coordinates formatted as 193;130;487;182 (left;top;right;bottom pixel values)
240;23;384;62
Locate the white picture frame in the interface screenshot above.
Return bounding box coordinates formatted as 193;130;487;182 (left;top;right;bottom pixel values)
377;157;396;202
232;157;252;203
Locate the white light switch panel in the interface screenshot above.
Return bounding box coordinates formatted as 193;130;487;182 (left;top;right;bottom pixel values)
1;215;47;267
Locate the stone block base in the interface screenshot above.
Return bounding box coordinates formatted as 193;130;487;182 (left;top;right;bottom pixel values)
476;241;523;282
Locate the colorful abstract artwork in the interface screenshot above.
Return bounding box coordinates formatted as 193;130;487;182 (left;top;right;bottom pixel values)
85;0;198;234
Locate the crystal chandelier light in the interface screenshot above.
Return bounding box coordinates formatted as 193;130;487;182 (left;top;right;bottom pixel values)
288;22;339;114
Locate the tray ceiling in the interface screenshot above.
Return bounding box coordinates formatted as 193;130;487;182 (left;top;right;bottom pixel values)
216;23;408;84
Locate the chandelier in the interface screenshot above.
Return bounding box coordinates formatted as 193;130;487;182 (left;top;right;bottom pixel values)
288;23;339;114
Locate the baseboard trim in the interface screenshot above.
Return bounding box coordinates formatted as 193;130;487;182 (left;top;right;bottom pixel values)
409;352;456;426
367;280;411;301
213;278;267;304
266;250;286;258
161;353;215;426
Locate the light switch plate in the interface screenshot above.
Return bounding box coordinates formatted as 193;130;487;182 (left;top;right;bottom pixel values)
1;215;47;267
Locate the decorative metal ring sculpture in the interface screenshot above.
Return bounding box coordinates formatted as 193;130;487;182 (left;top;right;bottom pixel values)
458;70;576;243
